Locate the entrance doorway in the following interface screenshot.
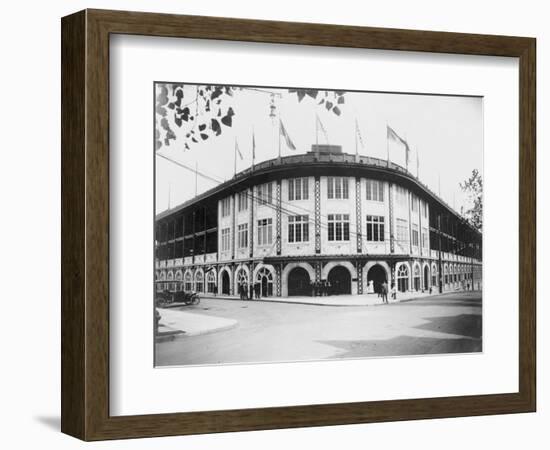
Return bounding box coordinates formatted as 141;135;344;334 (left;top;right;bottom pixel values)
288;267;311;296
327;266;351;295
256;267;274;297
366;264;387;294
221;270;230;295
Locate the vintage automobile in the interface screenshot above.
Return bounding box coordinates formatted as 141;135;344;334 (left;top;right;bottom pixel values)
156;289;200;307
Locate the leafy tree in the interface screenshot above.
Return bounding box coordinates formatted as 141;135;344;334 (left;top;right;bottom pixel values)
155;84;346;151
460;169;483;231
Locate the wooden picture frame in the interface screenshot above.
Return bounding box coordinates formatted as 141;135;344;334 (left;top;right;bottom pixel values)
61;9;536;441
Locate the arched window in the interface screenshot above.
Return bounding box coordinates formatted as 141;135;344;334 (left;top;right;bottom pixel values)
236;269;248;288
184;271;193;291
397;264;409;292
195;271;204;293
167;271;174;281
256;267;274;297
207;271;216;293
159;271;166;281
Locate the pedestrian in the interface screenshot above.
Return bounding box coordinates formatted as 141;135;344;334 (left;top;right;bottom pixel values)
249;283;254;301
254;282;261;299
381;281;388;304
391;283;397;300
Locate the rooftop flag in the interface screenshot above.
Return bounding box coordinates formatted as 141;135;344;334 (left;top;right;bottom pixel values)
235;139;244;160
387;125;410;169
279;119;297;151
355;118;365;155
316;114;329;145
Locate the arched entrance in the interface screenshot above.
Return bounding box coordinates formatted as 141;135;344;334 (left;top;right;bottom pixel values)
423;265;429;291
366;264;387;294
413;264;421;291
288;267;311;296
256;267;274;297
397;264;409;292
327;266;351;295
221;271;230;295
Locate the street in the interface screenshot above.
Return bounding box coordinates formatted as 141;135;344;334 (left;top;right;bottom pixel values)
155;291;482;366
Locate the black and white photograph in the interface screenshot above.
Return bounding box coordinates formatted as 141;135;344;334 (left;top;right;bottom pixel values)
153;83;483;367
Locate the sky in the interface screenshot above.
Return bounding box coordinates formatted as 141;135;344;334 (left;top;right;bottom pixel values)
155;83;483;215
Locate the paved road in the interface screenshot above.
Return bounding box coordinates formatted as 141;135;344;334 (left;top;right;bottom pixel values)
155;291;482;366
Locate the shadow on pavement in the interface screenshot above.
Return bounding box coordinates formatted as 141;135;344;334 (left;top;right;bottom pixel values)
400;299;482;308
414;314;482;339
319;334;482;358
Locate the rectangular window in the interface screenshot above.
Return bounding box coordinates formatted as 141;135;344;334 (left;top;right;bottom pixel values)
422;201;428;218
396;218;409;246
422;227;429;249
237;223;248;248
257;182;273;205
288;215;309;243
366;179;384;202
221;227;231;251
328;214;350;241
366;215;385;242
288;177;309;201
396;186;408;207
327;177;349;199
411;194;418;212
412;224;419;246
221;197;231;217
238;190;248;212
257;218;273;246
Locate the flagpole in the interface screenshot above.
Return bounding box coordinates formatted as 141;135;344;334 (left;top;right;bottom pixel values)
251;128;255;171
234;139;237;176
404;133;409;172
168;181;172;209
355;119;358;157
278;119;282;159
195;163;198;196
315;114;319;147
386;123;390;167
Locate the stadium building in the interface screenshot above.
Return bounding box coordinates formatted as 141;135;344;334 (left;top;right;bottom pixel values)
155;145;482;298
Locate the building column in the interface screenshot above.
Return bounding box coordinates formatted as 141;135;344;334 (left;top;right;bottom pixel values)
231;195;236;260
389;182;395;254
314;176;321;254
355;177;362;254
356;260;363;295
276;180;282;256
249;188;254;258
276;263;282;297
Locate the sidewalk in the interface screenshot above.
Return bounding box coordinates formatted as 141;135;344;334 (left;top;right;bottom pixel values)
156;307;238;342
201;289;476;307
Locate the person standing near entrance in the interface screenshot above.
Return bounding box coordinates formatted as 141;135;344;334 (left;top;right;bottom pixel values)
381;280;389;304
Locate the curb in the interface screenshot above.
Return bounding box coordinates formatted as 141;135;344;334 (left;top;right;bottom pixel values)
155;329;185;343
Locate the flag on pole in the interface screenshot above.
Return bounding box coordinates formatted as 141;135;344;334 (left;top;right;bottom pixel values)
234;138;242;176
316;114;329;145
279;119;296;151
235;139;243;160
387;125;410;168
355;118;365;151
